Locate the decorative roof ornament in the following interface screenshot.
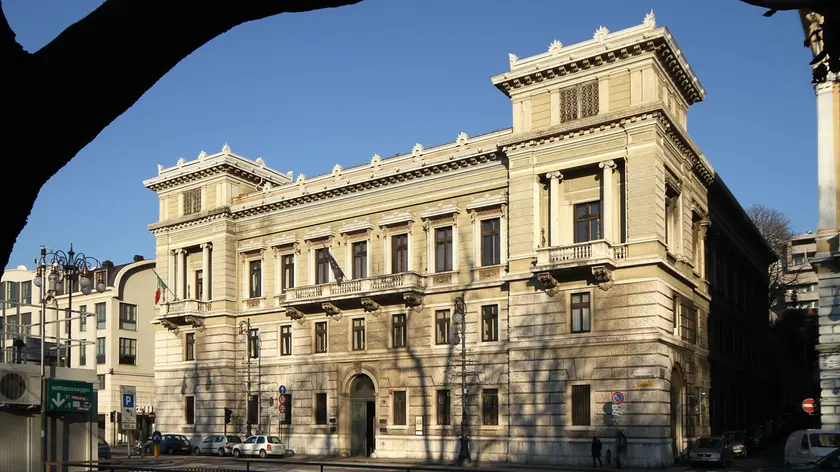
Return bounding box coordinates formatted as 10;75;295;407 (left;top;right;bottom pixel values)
255;157;265;167
157;164;164;175
456;132;469;146
644;10;656;29
508;53;518;68
261;181;273;194
593;25;609;43
286;171;293;180
332;164;343;179
411;143;424;158
197;151;207;160
222;143;231;154
177;157;186;167
370;154;382;168
548;39;563;55
296;174;306;186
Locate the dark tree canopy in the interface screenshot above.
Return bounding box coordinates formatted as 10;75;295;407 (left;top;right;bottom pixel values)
746;204;798;308
0;0;361;270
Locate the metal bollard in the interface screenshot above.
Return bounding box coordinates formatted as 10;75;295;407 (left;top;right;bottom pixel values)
153;443;160;457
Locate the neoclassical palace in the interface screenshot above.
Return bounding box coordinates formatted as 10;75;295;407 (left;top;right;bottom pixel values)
143;14;784;466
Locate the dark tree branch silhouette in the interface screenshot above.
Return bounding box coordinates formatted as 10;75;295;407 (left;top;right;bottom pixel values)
746;204;799;309
0;0;361;269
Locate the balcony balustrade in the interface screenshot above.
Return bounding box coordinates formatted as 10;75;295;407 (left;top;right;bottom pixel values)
155;298;210;331
535;240;627;269
283;272;425;314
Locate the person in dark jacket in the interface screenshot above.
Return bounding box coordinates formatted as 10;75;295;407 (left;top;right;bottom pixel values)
592;436;603;467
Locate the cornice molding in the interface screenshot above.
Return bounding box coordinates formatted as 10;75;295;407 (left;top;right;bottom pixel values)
144;157;289;192
420;202;460;220
148;207;231;234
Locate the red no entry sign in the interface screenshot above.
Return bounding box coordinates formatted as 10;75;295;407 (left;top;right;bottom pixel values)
802;398;816;414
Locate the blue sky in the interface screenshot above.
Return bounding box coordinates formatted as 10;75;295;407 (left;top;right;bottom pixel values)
4;0;818;268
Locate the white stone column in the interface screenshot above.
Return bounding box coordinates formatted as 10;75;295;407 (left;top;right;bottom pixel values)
167;250;176;303
599;160;617;242
545;171;563;246
178;249;188;300
201;243;212;301
816;81;837;232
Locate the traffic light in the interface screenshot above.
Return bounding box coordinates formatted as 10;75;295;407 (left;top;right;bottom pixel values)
110;411;115;423
224;408;232;424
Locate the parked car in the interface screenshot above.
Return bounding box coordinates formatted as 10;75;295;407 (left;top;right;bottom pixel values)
769;446;840;471
98;437;111;460
142;433;193;455
749;424;771;450
688;436;734;468
785;430;840;466
232;435;284;458
723;430;748;458
194;435;243;456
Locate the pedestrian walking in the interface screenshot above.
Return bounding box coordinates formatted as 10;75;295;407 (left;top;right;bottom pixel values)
592;435;603;467
614;430;628;469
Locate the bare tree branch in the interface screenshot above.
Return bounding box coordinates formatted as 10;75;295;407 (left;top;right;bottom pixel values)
746;204;800;309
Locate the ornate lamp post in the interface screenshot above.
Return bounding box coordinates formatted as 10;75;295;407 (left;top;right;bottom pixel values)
33;244;105;472
452;296;471;466
237;319;259;437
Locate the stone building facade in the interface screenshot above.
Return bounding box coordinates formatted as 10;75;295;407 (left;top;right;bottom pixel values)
143;14;777;466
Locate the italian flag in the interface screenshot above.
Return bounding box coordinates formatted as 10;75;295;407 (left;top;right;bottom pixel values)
154;271;169;305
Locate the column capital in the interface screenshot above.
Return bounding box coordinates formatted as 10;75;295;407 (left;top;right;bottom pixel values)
544;171;563;180
173;248;187;255
598;159;617;170
200;242;213;250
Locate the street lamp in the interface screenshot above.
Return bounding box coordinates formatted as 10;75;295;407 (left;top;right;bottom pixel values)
452;296;471;466
33;244;104;472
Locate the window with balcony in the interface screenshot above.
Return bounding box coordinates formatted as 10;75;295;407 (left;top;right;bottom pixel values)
560;81;599;122
352;318;365;351
392;313;406;348
119;338;137;365
248;328;260;358
80;304;87;332
482;388;499;426
481;218;501;266
574;202;601;243
315;392;328;425
96;337;106;364
315;248;330;285
249;260;262;298
185;332;195;361
80;344;87;366
195;270;203;300
435;227;453;272
183;188;201;216
435;310;450;345
281;325;292;356
95;302;106;329
315;321;328;353
481;305;498;342
185;395;195;424
352;241;368;279
393;390;407;425
571;292;591;333
119;303;137;331
571;384;591;426
392;234;409;273
281;254;295;291
436;389;450;425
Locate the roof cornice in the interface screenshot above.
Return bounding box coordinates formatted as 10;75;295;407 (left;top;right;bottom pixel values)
143;149;291;192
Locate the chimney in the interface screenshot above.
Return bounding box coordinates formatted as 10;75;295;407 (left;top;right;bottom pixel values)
133;255;145;262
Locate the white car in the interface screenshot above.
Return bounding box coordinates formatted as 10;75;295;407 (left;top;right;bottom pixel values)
232;435;284;458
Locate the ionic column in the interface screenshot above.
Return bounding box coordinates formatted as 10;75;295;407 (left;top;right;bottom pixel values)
816;80;837;232
545;171;563;246
178;249;188;300
201;243;212;301
599;160;617;242
167;251;176;303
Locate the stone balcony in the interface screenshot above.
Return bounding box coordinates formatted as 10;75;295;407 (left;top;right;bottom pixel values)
283;272;425;318
154;298;211;331
533;240;628;294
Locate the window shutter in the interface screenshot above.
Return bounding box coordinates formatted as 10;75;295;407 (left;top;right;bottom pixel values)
580;81;599;118
560;86;578;122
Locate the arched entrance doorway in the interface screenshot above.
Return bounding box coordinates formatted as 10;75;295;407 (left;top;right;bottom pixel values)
350;374;376;457
670;367;684;459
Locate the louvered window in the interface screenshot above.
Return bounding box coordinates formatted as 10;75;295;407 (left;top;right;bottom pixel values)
183;188;201;215
560;81;599;122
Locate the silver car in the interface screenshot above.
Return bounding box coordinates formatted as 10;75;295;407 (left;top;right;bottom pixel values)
194;435;243;456
232;435;284;458
689;436;734;468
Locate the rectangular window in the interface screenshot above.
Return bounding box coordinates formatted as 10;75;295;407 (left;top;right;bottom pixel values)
280;393;292;425
6;314;18;336
352;241;368;279
571;384;591;426
315;248;330;285
281;254;295;291
315;393;328;425
95;302;106;329
435;227;453;272
79;344;87;366
80;304;87;332
281;325;292;356
560;81;599;122
392;313;406;348
249;260;262;298
435;310;450;345
574;202;601;243
97;374;105;390
393;391;407;425
185;332;195;361
183;188;201;216
119;338;137;365
96;337;106;364
436;389;451;425
571;293;591;333
482;388;499;426
0;281;6;313
315;321;328;353
119;303;137;331
20;312;30;336
185;396;195;424
6;281;18;306
352;318;365;351
21;281;31;305
392;234;409;273
481;218;501;266
64;309;71;335
248;328;259;358
195;270;203;300
481;305;499;342
248;394;259;425
793;254;805;266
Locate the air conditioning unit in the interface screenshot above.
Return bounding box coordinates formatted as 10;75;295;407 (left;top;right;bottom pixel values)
0;363;41;406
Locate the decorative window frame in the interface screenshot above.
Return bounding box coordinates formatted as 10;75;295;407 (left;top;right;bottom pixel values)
567;382;593;429
479;303;501;344
348;314;368;352
309;243;335;285
432;388;451;428
480;386;503;429
240;249;266;310
343;233;372;281
312;319;329;355
424;220;459;275
430;304;453;349
278;322;293;357
383;227;413;275
389;311;408;349
469;201;508;273
390;389;410;429
272;242;299;302
566;287;594;335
